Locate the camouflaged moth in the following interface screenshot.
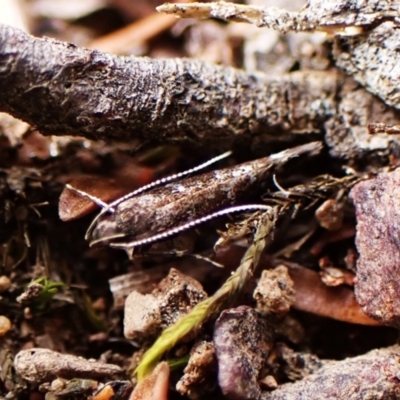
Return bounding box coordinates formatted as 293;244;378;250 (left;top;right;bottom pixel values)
67;142;322;251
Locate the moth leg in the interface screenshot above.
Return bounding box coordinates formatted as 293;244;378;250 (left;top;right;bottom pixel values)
89;233;128;246
127;249;224;268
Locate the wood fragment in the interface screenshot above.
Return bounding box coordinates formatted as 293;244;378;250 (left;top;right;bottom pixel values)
2;23;400;157
158;2;319;33
158;1;400;33
14;348;123;384
159;1;400;109
324;78;400;159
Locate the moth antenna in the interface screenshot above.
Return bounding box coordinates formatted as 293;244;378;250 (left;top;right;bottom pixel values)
185;253;224;268
65;184;111;210
109;204;272;249
85;151;232;240
105;150;232;209
272;174;291;197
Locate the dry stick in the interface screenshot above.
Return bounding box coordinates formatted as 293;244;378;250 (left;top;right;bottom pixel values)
88;12;179;54
0;23;340;148
157;1;399;32
158;2;400;110
157;2;320;33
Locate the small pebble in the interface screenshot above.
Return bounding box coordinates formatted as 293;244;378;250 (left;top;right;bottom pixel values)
259;375;278;390
315;199;343;231
254;266;295;316
0;315;11;336
50;378;65;391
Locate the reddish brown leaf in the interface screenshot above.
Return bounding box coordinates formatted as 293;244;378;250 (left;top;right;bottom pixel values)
59;165;156;221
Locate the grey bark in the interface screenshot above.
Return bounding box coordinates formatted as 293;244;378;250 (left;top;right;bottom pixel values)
0;23;338;149
158;0;400;33
161;1;400;110
334;21;400;109
1;22;400;158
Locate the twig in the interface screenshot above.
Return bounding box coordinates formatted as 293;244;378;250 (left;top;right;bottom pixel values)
0;23;340;148
158;1;399;33
88;12;178;54
158;2;400;110
157;2;319;33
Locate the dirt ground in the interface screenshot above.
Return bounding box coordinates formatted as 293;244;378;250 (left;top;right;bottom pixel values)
1;1;400;399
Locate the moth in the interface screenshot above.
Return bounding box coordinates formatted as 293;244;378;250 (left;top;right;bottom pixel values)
67;142;322;251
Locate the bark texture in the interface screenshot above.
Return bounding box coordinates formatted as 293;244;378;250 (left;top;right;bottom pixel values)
334;21;400;109
161;1;400;110
0;23;338;148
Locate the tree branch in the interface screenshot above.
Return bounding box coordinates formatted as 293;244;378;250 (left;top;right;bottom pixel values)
0;23;340;148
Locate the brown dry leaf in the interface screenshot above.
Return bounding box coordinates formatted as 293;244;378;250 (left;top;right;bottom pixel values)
310;224;355;256
214;245;379;326
59;164;156;221
286;261;379;326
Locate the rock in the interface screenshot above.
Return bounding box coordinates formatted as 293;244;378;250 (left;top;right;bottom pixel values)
124;268;207;341
265;346;400;400
350;168;400;327
213;306;274;400
176;341;217;399
124;292;161;341
254;265;295;317
14;348;123;384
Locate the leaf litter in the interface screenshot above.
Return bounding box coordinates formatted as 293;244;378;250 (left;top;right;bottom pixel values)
2;0;400;399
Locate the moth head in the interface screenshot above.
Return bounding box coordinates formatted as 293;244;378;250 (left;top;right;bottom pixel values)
87;202;145;247
87;213;128;246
